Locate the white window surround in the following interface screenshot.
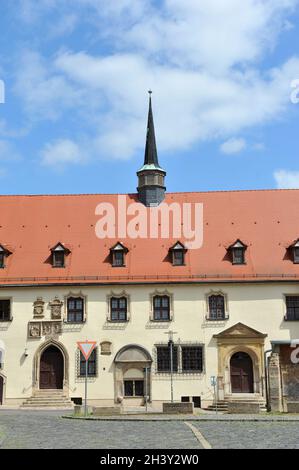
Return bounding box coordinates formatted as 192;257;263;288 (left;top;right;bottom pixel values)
106;291;131;322
205;290;229;320
64;291;87;323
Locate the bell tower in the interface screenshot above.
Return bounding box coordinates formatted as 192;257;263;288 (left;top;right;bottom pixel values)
137;91;166;207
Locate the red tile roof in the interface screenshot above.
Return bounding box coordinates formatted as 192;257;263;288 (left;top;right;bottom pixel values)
0;189;299;286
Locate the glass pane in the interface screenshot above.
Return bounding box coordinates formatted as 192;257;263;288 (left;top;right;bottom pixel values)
182;347;203;372
154;297;161;307
119;298;126;308
124;381;134;396
111;299;118;308
162;297;169;307
134;380;144;396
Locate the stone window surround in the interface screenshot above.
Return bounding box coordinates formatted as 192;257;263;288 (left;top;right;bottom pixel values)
149;289;174;322
106;291;131;323
64;291;87;323
205;290;229;321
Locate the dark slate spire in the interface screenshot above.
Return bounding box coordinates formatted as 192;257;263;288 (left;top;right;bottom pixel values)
144;90;159;167
137;91;166;207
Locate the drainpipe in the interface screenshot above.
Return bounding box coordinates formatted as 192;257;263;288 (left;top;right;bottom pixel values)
264;349;272;412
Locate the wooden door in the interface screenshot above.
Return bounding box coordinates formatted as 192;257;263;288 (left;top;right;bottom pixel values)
40;346;63;389
0;376;3;405
230;352;254;393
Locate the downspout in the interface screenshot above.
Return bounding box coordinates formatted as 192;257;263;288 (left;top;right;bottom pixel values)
264;348;272;412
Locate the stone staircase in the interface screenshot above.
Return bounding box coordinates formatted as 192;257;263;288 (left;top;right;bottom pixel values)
21;390;74;409
206;399;267;413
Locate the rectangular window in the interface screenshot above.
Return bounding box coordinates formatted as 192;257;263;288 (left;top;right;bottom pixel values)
208;295;225;320
110;297;127;321
124;380;144;397
285;296;299;321
0;252;4;268
153;296;170;321
182;346;203;372
232;248;245;264
113;251;124;267
79;349;97;376
173;250;184;266
67;297;84;323
53;251;65;268
294;247;299;264
0;299;10;321
156;345;178;372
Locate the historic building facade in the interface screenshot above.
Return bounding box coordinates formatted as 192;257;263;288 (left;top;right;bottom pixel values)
0;95;299;410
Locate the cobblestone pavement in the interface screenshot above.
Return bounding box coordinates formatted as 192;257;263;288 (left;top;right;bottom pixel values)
1;410;299;449
0;410;202;449
192;421;299;449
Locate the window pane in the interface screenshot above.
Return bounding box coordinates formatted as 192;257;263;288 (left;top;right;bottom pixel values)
157;346;178;372
0;253;4;268
233;248;244;264
286;296;299;320
162;297;169;307
79;349;96;377
154;296;161;307
0;300;10;321
124;380;134;396
135;380;144;396
209;295;225;320
182;347;203;372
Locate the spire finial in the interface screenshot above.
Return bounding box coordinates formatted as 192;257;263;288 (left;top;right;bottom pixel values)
148;89;152;95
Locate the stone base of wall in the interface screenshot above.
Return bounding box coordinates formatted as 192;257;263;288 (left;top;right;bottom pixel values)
162;402;194;414
92;406;122;416
286;402;299;413
227;402;260;414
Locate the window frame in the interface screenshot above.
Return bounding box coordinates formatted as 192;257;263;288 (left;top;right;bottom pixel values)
110;242;128;267
228;240;247;265
155;343;204;374
0;299;11;322
207;294;226;320
153;295;171;321
285;295;299;321
79;348;97;377
66;296;85;323
110;296;128;322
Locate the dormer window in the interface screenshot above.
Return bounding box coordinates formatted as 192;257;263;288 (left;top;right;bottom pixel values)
228;240;247;265
110;242;128;267
170;242;186;266
289;240;299;264
0;245;11;269
51;243;69;268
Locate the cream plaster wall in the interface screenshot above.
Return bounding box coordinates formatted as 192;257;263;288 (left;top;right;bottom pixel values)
0;282;299;407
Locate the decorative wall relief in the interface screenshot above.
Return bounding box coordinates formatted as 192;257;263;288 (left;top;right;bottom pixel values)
100;341;112;355
28;322;42;338
49;297;63;320
42;321;62;336
33;298;45;318
28;321;62;338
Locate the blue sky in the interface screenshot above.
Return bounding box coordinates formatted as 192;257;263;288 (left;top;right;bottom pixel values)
0;0;299;195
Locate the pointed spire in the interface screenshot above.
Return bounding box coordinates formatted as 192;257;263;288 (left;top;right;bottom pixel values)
143;90;160;167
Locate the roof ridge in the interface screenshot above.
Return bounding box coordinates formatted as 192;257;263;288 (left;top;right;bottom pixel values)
0;188;298;198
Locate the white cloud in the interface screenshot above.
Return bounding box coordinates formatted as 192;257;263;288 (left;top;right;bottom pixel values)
274;170;299;188
0;140;21;161
40;139;85;168
12;0;299;161
220;138;247;155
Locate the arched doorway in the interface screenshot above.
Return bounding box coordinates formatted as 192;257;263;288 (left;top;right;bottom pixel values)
114;345;152;406
40;345;64;389
230;352;254;393
0;375;3;405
